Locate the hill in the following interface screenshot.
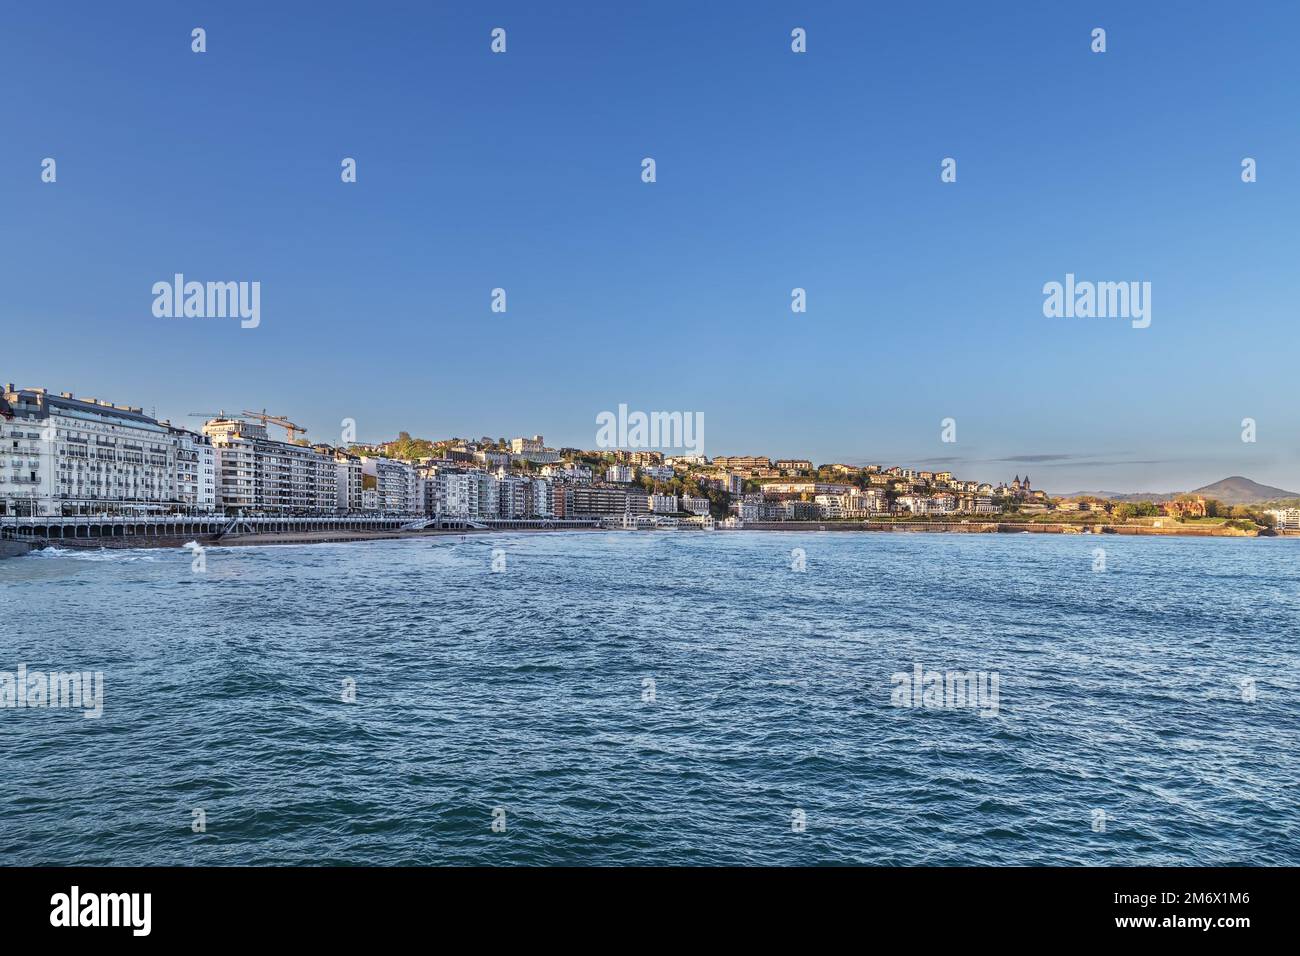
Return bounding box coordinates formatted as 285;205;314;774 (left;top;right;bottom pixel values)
1057;476;1298;505
1188;476;1299;505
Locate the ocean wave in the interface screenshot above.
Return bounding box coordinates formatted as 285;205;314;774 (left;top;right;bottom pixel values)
25;545;168;562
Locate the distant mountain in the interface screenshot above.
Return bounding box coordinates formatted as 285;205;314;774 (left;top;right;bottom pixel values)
1057;490;1177;503
1188;476;1300;505
1056;476;1299;505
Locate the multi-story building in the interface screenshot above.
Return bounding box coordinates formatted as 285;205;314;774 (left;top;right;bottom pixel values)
862;489;889;514
681;494;710;516
761;481;854;500
816;492;881;518
606;465;635;483
335;451;363;513
781;500;821;520
1268;508;1300;530
170;425;217;512
665;455;707;468
497;473;531;518
473;470;499;518
425;469;477;517
649;493;678;513
814;494;845;518
712;456;771;472
313;445;364;514
507;435;560;464
1;385;184;517
642;465;675;481
570;485;628;517
204;418;337;514
896;495;930;515
1162;496;1208;519
361;456;420;514
929;494;957;514
735;497;787;521
541;463;592;482
509;435;545;455
774;459;814;472
719;473;745;496
529;477;553;518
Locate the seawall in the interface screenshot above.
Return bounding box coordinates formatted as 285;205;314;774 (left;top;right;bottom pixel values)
0;514;604;554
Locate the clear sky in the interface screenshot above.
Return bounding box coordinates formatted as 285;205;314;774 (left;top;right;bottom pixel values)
3;1;1297;494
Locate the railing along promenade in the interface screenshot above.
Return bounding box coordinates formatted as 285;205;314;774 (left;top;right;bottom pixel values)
0;513;602;548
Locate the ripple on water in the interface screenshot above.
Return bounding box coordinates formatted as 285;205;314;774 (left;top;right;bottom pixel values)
1;532;1297;865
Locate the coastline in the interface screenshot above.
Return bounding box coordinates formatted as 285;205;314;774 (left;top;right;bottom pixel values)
737;520;1268;538
7;520;1291;556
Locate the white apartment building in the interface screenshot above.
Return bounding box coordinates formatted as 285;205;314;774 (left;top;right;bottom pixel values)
930;494;957;514
814;494;846;518
649;492;679;513
606;465;635;483
896;495;929;515
681;494;710;515
541;463;592;482
1268;508;1300;530
474;470;499;518
1;385;183;517
423;469;475;517
326;450;363;514
170;425;217;512
530;477;553;518
426;468;502;519
813;492;883;518
203;418;337;515
642;465;675;481
362;456;421;514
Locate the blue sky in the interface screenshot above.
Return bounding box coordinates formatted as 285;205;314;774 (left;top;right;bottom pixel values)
3;1;1298;493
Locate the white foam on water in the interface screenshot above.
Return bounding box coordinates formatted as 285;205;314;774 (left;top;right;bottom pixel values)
25;545;165;563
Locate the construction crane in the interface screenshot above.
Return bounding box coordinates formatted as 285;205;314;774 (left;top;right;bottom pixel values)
242;409;307;443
